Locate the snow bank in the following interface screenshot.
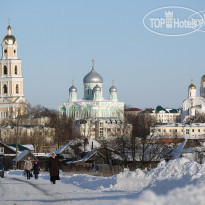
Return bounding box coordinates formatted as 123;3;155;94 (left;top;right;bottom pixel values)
7;158;205;192
5;158;205;204
111;158;205;193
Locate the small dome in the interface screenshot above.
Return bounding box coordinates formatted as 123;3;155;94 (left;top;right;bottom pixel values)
201;75;205;83
109;85;117;92
189;83;196;89
69;85;77;92
3;35;16;45
83;69;103;84
93;85;101;92
2;26;16;45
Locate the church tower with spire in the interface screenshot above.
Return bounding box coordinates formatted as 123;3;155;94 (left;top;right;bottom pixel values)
0;23;27;119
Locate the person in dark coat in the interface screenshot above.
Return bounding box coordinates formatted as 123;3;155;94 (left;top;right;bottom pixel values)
48;153;60;184
33;160;40;179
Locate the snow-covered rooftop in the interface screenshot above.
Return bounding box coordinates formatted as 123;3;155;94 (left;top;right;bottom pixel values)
155;123;205;127
13;150;29;162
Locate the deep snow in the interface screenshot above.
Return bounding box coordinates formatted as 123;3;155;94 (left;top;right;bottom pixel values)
1;158;205;205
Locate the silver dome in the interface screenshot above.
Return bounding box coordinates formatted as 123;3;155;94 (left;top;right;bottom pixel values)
93;85;101;92
83;69;103;84
69;85;77;92
109;85;117;92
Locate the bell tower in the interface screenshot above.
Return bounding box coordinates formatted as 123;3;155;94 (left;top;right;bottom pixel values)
0;23;27;119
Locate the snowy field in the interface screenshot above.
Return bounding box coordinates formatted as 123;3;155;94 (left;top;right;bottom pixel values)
0;158;205;205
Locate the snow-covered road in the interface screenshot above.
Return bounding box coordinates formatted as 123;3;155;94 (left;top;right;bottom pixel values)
0;174;133;205
0;176;57;204
0;158;205;205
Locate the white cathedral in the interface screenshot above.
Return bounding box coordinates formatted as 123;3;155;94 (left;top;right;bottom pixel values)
58;61;124;120
181;75;205;122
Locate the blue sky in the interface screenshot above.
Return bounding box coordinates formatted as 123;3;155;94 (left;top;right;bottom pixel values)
0;0;205;109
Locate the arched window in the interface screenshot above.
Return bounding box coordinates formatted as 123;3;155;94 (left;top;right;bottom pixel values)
3;66;7;75
15;66;18;74
88;89;90;95
3;85;7;94
16;85;18;93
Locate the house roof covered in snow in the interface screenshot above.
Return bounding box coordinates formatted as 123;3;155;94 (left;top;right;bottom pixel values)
13;150;37;162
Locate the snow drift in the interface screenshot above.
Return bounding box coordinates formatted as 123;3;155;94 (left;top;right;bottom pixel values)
6;158;205;205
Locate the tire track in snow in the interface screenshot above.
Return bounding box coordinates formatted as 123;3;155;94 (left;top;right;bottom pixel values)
10;177;53;197
8;177;72;202
0;177;8;199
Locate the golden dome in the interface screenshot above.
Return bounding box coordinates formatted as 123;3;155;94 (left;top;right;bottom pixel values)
189;83;196;89
201;75;205;82
2;25;16;45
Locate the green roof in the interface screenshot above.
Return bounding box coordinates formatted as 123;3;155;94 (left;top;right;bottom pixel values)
169;109;179;113
156;106;169;113
7;144;29;151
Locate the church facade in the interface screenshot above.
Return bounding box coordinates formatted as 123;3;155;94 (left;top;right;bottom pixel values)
58;61;127;139
59;61;124;120
181;76;205;122
0;25;27;120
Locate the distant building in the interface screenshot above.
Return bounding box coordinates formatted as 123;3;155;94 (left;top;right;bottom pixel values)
0;125;55;146
58;61;124;120
146;106;180;124
74;118;132;139
0;24;27;120
124;108;142;116
181;77;205;122
58;60;131;139
151;123;205;138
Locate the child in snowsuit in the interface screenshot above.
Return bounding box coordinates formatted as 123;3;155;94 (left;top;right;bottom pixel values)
33;160;40;179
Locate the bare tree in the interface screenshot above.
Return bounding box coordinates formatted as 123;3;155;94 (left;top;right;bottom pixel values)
124;112;169;170
190;114;205;123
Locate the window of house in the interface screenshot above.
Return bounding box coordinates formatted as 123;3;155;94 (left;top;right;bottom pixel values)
15;66;17;74
107;128;111;132
198;129;200;132
0;147;4;154
192;129;194;132
4;65;7;75
100;128;104;137
186;129;189;134
4;49;7;53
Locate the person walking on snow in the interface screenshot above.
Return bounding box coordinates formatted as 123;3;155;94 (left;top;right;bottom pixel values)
48;153;60;184
24;157;32;180
33;160;40;179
